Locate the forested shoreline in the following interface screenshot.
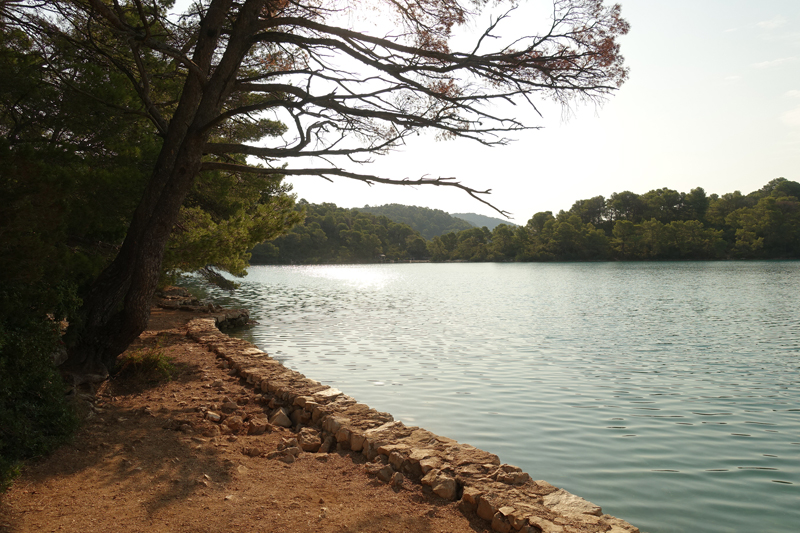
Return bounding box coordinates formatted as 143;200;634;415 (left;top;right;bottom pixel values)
251;178;800;264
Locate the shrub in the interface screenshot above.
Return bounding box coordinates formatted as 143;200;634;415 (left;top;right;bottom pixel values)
0;286;80;492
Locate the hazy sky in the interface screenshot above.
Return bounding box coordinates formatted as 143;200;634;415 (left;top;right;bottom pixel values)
280;0;800;225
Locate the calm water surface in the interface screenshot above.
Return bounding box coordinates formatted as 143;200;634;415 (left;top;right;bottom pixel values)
192;262;800;533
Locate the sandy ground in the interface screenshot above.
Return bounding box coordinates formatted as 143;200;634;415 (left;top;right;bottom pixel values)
0;308;487;533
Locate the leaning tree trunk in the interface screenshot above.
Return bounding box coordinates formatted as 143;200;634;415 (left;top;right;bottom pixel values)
63;0;265;376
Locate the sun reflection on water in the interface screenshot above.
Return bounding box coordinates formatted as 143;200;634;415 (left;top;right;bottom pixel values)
292;264;397;289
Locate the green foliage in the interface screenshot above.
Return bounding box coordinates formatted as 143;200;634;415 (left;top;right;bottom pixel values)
163;171;304;285
358;204;473;239
1;24;158;292
726;195;800;258
431;179;799;262
2;17;301;291
250;202;427;263
253;179;799;265
608;219;727;260
0;283;80;492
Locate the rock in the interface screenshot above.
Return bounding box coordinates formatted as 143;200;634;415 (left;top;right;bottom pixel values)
376;443;410;456
527;517;561;533
498;471;531;485
365;462;385;475
318;436;334;454
408;448;435;463
313;388;342;402
507;508;530;530
322;415;348;434
291;408;310;426
206;411;221;422
278;454;295;464
283;446;301;457
390;471;404;487
298;428;322;452
493;464;531;485
491;511;513;533
432;476;457;500
242;446;262;457
278;437;298;450
422;468;458;500
458;498;476;514
247;418;270;435
162;418;188;430
350;432;366;451
419;457;440;474
389;451;405;470
269;407;292;428
421;468;440;486
335;427;351;444
603;516;640;533
221;401;238;413
293;395;313;408
377;465;394;483
542;489;602;517
461;486;481;505
310;404;325;423
477;497;498;521
225;416;244;432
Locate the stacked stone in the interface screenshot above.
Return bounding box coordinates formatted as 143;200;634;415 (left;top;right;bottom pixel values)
186;318;641;533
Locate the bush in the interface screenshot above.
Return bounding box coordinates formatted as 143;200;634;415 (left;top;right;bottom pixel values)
0;286;80;492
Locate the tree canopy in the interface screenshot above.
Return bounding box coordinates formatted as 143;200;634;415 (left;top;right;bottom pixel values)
428;179;800;262
262;179;800;265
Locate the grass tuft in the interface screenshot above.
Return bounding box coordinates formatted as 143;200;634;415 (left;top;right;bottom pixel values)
115;340;176;383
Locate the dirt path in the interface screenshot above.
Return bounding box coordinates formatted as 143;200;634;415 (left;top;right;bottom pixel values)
0;308;484;533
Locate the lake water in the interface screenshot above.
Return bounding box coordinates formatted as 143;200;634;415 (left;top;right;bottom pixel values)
189;262;800;533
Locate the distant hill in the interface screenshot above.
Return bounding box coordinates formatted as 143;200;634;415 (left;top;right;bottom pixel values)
450;212;517;231
358;204;473;239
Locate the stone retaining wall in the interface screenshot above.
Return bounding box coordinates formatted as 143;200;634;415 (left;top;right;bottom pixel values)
186;317;642;533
